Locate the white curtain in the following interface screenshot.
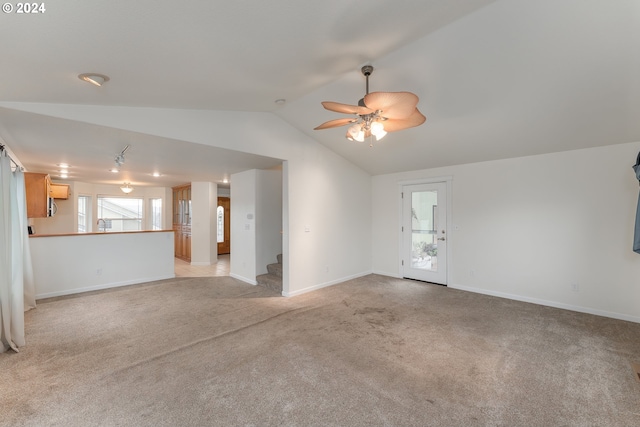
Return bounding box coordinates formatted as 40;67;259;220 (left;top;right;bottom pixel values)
0;152;36;353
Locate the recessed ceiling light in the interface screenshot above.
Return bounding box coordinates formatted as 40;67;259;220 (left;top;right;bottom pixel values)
60;173;68;179
78;73;110;87
222;178;229;184
57;163;70;168
275;99;286;105
109;168;119;173
151;172;161;177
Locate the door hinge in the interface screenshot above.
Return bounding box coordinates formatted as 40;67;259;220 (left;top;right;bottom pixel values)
401;226;404;232
401;192;404;199
402;260;404;266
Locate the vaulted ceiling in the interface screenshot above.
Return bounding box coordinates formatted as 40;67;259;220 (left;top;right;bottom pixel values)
1;0;638;186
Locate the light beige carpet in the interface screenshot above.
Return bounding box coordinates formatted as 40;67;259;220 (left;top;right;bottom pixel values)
1;274;639;426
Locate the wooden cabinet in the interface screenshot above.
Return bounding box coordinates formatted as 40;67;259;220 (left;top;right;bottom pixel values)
25;173;70;218
25;172;52;218
50;183;70;199
172;184;191;261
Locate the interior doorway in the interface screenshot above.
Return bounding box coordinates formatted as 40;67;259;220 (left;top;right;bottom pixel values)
217;197;230;255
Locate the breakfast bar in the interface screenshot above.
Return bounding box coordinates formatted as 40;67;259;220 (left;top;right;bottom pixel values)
29;230;175;299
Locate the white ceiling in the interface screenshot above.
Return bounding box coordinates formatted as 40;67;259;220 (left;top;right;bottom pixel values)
1;0;639;185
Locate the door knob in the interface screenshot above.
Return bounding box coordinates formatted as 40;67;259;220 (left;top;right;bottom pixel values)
437;237;446;241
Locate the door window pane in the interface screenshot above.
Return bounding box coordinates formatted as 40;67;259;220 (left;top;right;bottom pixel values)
217;206;224;243
411;190;438;271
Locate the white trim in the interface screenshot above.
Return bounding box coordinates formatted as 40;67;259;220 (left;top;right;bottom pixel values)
449;283;640;324
230;273;257;286
282;270;371;297
372;270;402;278
398;176;454;185
35;274;176;300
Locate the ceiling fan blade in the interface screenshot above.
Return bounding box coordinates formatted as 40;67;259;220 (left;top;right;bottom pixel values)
381;108;426;132
321;101;373;115
314;118;358;130
363;92;420;119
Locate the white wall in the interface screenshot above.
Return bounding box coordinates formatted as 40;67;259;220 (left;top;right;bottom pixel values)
256;169;283;275
191;181;217;265
11;104;373;296
30;231;175;298
230;170;257;284
373;141;640;322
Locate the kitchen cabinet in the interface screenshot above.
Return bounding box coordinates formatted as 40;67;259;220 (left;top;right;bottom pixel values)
25;172;52;218
50;183;70;199
172;184;191;261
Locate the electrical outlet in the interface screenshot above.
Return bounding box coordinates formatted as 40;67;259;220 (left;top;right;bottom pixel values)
96;268;102;276
571;283;580;292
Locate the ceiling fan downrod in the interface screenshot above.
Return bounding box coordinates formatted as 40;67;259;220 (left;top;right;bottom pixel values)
361;65;373;95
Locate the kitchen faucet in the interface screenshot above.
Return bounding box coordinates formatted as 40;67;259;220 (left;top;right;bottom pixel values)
97;218;107;232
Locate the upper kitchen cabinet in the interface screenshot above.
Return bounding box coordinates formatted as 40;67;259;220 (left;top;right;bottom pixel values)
25;173;71;218
50;183;70;199
25;172;52;218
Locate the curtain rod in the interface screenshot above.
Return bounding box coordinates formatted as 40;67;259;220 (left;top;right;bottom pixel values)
0;143;24;171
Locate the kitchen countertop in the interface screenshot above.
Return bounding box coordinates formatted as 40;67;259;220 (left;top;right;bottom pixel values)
29;230;174;238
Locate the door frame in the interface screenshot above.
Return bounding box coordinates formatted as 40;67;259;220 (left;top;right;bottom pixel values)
398;176;453;285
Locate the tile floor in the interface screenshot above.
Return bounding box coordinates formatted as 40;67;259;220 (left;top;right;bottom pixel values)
174;254;230;277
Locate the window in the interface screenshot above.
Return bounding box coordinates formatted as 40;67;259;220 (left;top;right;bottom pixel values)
78;195;91;232
217;205;224;243
97;196;143;232
150;198;162;230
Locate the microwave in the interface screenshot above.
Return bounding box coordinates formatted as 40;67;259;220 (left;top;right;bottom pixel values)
48;196;57;217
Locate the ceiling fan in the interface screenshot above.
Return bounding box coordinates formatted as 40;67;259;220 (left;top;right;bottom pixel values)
314;65;426;146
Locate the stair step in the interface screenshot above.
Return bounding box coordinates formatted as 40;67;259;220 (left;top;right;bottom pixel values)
256;273;282;293
276;253;282;264
267;262;282;277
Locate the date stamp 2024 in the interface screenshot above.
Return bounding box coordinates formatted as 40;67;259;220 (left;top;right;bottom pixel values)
2;3;46;14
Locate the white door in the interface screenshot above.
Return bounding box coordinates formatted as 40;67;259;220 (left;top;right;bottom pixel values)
401;182;448;284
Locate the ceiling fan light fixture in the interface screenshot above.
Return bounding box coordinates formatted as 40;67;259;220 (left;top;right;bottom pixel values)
347;123;365;142
370;121;387;140
120;182;134;194
78;73;110;87
315;65;425;145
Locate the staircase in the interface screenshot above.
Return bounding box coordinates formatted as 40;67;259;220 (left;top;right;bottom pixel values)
256;254;282;293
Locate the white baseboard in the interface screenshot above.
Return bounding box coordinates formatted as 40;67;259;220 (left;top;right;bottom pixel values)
449;283;640;324
283;270;372;297
230;273;257;286
371;270;402;278
35;274;176;300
